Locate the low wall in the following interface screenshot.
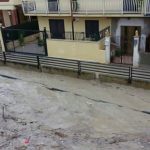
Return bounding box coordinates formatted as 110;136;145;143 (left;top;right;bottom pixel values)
47;39;106;63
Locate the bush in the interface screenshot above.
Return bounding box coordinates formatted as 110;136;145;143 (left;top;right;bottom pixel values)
37;37;44;46
18;31;25;46
90;33;100;41
115;49;126;57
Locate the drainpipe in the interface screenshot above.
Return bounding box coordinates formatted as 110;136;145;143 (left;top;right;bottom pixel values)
70;0;75;40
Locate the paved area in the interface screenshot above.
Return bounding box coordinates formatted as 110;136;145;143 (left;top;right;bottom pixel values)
15;43;45;55
6;41;45;55
0;66;149;150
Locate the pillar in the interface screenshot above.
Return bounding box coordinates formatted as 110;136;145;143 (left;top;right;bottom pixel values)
133;30;140;67
105;30;111;64
0;24;6;52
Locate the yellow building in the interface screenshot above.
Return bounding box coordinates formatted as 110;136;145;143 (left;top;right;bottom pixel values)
21;0;150;64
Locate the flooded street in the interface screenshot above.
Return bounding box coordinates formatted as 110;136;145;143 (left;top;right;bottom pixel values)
0;66;150;150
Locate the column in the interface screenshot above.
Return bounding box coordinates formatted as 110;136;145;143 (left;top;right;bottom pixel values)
105;30;111;64
133;30;140;67
0;24;6;52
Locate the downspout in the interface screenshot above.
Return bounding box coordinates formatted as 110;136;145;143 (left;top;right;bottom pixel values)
70;0;75;40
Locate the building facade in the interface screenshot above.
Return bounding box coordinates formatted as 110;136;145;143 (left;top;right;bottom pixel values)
21;0;150;65
0;0;28;27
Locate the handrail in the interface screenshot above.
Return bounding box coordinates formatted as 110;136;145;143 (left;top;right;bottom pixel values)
99;26;110;40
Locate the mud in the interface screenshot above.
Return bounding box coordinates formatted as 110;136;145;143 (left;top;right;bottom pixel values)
0;66;149;150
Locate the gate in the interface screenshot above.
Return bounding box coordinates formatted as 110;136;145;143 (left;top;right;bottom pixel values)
110;36;133;65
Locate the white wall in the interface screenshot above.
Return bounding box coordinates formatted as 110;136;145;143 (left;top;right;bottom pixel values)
113;18;150;36
111;18;150;52
115;18;144;36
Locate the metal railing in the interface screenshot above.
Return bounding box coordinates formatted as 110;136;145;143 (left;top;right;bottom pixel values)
3;29;47;55
145;0;150;15
132;67;150;82
0;52;150;83
47;31;102;41
46;26;110;41
22;0;71;14
22;0;36;14
72;0;145;15
22;0;150;15
123;0;144;14
47;32;86;41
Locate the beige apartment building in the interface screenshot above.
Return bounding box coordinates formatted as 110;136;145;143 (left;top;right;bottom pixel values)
21;0;150;64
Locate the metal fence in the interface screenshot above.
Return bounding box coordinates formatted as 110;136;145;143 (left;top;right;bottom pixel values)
2;29;47;56
132;67;150;82
0;52;150;83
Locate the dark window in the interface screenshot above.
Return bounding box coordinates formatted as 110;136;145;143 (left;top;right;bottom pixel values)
85;20;99;40
48;0;58;11
49;19;65;39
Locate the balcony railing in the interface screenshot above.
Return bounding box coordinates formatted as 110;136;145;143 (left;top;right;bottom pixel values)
22;0;71;14
72;0;145;14
45;26;110;42
145;0;150;15
22;0;150;15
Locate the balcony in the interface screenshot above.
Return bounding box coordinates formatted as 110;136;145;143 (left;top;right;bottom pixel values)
22;0;71;14
22;0;150;16
72;0;147;15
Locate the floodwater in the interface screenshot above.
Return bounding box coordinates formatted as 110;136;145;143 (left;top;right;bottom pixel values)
0;66;149;150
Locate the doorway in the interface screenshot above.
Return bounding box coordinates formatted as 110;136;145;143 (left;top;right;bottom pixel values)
121;26;141;56
49;19;65;39
85;20;99;40
111;26;141;65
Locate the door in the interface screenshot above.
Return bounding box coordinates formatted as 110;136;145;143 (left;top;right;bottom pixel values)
85;20;99;40
49;19;65;39
48;0;58;11
119;26;141;64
